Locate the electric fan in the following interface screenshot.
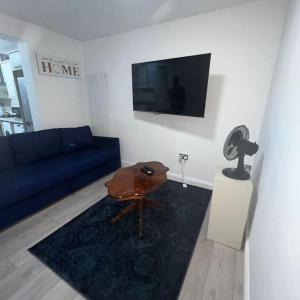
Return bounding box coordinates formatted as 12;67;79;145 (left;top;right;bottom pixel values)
222;125;259;180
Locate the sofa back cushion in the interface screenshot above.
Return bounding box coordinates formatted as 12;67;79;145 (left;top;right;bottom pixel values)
10;129;61;165
0;136;15;172
60;126;95;154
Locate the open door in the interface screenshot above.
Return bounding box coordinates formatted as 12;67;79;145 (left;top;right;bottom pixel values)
16;77;34;132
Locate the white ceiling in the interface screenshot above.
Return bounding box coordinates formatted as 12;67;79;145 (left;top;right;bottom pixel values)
0;0;255;41
0;39;17;54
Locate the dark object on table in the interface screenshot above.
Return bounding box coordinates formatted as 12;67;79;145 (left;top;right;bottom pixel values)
105;161;169;238
141;165;154;175
222;125;259;180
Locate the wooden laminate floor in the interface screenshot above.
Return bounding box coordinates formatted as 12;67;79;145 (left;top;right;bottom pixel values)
0;175;244;300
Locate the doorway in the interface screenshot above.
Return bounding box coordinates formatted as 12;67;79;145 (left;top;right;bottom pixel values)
0;39;34;136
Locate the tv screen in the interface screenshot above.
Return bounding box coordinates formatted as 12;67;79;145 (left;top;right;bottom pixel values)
132;53;211;117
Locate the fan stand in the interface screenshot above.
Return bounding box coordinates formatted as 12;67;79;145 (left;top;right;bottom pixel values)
222;154;250;180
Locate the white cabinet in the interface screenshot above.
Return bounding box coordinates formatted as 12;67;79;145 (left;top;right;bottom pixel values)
1;121;13;136
0;121;24;135
9;51;22;70
0;61;19;107
13;123;24;134
207;170;253;250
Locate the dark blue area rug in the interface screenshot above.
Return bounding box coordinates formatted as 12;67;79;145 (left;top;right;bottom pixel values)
29;180;211;300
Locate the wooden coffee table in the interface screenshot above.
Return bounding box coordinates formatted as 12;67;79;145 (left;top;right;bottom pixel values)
105;161;169;237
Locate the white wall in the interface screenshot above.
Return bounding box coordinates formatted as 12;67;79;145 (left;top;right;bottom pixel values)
83;0;287;186
0;39;17;54
0;12;89;130
249;1;300;299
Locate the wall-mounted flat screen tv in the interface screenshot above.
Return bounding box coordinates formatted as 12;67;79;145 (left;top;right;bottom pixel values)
132;53;211;117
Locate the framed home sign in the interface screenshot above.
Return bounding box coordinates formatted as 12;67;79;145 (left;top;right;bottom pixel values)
36;53;81;79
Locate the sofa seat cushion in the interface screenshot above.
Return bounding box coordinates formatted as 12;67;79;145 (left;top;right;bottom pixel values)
9;129;61;166
0;136;14;172
0;148;118;209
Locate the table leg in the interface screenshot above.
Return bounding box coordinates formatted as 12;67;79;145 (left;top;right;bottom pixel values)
111;203;137;224
138;201;144;238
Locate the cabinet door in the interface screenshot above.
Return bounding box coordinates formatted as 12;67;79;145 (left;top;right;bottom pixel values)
9;51;22;70
1;121;13;136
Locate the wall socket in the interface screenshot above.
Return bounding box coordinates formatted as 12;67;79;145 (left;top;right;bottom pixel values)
179;153;189;161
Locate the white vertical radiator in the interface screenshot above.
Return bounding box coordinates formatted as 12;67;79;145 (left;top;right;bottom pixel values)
87;73;111;136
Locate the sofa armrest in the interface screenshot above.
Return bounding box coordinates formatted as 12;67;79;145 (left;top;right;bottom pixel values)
93;136;121;160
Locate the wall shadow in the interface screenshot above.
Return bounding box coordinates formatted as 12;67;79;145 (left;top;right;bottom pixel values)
240;154;264;250
248;154;264;233
133;75;224;139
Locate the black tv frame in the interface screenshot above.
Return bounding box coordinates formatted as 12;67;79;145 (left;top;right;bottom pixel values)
131;53;211;118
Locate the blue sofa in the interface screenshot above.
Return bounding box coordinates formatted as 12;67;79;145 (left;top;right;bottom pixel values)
0;126;121;230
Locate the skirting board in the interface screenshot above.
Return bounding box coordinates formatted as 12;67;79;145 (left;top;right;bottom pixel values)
121;160;213;190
